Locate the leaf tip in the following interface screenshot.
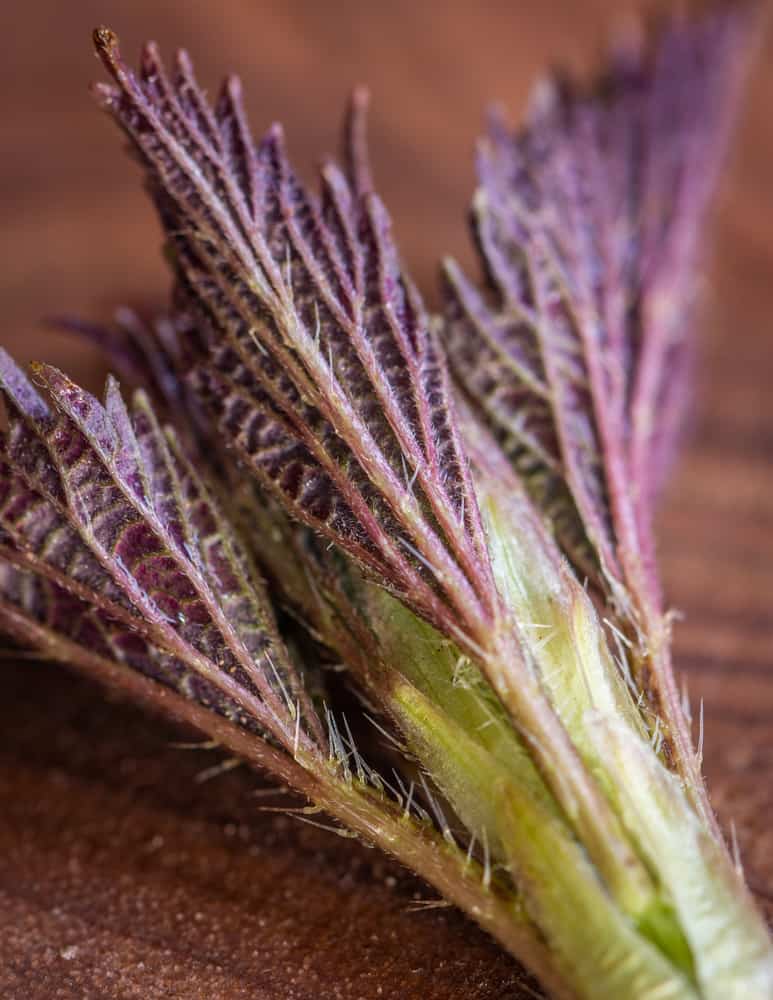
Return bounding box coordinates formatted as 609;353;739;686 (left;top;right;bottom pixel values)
223;72;243;101
345;86;373;197
93;25;119;55
91;25;129;101
175;47;194;74
263;121;286;152
350;84;370;112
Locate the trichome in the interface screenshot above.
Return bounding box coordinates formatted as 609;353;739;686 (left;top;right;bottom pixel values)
1;8;770;999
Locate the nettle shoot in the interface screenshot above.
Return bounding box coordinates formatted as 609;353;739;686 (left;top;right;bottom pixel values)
1;10;770;1000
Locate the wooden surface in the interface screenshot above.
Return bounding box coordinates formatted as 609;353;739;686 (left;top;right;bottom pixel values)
1;2;772;997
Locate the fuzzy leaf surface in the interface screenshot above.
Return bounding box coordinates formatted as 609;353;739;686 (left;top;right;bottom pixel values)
442;9;750;604
0;351;323;753
92;30;498;651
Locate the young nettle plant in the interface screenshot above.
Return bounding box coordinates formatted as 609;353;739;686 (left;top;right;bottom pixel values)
1;10;771;999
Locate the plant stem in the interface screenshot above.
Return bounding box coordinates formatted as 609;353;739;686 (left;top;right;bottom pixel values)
390;680;699;1000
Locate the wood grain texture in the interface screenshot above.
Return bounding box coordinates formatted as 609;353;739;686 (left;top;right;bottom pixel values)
0;2;771;997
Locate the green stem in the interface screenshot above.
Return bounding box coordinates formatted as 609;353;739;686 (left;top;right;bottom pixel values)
590;716;773;999
478;486;773;995
390;679;699;1000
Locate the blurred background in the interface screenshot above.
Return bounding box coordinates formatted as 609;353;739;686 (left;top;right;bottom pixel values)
0;3;771;998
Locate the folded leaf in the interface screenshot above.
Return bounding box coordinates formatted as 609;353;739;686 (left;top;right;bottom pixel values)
92;29;499;656
442;8;749;607
0;350;324;753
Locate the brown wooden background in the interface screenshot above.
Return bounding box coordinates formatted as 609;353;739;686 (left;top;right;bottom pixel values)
0;2;771;997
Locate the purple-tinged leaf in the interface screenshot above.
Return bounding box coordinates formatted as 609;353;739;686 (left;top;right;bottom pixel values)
0;350;325;754
443;7;750;607
92;30;499;654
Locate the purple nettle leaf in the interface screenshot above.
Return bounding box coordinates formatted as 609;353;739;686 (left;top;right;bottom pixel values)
91;28;500;657
0;349;325;754
442;8;749;613
2;14;770;998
